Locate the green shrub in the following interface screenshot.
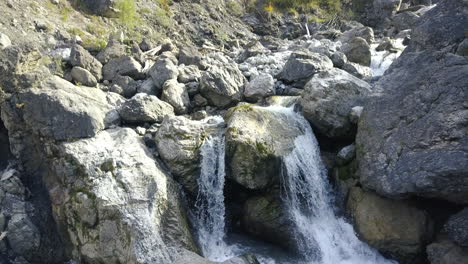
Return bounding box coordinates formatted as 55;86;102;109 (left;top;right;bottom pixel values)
265;0;345;21
226;0;244;16
116;0;139;28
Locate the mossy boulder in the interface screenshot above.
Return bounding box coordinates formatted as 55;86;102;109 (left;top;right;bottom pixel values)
225;104;303;190
346;187;434;264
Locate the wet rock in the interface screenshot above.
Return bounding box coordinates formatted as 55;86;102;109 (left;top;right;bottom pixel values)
71;66;97;87
443;208;468;247
341;37;371;66
225;105;303;190
155;116;223;194
342;62;372;79
102;56;144;81
376;37;397;52
70;44;103;80
369;0;403;27
150;58;179;90
1;76;121;140
161;79;190;115
48;128;198;263
336;144;356;166
346;187;433;264
244;74;275;103
242;194;295;251
200;63;246;108
279;50;333;87
301;68;371;139
427;240;468;264
118;93;174;124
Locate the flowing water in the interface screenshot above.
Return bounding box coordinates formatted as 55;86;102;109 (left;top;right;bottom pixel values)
194;133;232;261
370;39;405;77
193;105;396;264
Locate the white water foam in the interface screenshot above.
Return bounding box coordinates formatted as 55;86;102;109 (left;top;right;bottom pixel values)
194;133;232;261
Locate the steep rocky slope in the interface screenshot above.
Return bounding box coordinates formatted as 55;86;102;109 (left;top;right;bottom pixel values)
0;0;467;264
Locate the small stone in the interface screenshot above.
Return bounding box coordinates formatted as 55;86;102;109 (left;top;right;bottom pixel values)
71;67;98;87
0;33;12;50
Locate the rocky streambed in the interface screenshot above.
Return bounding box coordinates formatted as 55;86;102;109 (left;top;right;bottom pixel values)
0;0;467;264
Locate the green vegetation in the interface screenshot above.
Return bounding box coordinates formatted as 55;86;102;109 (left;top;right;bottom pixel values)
226;0;244;16
116;0;139;29
262;0;350;22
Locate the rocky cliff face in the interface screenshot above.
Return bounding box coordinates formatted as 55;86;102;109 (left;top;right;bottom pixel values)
0;0;467;264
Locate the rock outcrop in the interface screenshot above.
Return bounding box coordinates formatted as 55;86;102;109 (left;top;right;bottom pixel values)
356;0;468;203
225;104;303;190
347;187;433;264
301;68;371;139
155;116;224;194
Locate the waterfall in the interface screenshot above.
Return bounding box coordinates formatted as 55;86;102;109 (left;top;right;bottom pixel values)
271;105;396;264
194;133;232;261
370;39;405;77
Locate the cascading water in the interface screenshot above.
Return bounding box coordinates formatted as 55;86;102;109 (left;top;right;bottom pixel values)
194;132;232;261
192;104;396;264
268;105;395;264
370;39;405;77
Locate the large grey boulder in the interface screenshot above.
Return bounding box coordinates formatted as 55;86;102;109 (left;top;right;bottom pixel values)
392;11;420;31
408;0;467;53
0;44;51;93
301;68;371;139
0;168;42;262
443;208;468;247
102;56;144;81
150;58;179;90
96;40;127;64
1;76;121;141
338;26;374;44
242;194;296;251
155;116;224;194
70;44;103;80
340;37;371;66
427;240;468;264
118;93;174;124
278;50;333;86
178;46;204;69
161;79;190;115
347;187;433;264
368;0;402;27
48;128;198;263
244;74;275;103
225;104;303;190
200;64;246;108
79;0;118;17
356;54;468;202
